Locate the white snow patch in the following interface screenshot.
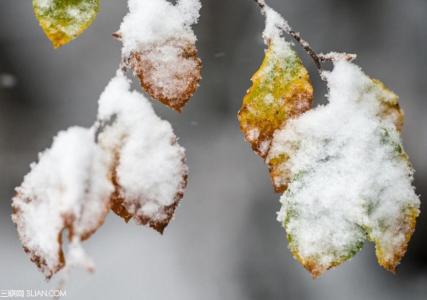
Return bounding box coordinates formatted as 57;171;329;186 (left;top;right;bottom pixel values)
119;0;201;55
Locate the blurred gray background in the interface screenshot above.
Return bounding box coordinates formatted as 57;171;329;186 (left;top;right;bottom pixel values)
1;0;426;299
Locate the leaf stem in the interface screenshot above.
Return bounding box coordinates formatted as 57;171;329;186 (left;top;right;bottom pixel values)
253;0;355;73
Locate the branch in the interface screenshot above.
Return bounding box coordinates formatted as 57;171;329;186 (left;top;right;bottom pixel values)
253;0;355;73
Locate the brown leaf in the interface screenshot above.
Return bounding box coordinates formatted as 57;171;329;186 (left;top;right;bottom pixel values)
12;128;112;279
124;38;202;112
96;73;189;234
109;149;188;234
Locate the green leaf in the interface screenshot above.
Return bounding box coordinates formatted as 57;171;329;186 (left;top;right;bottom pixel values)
33;0;100;48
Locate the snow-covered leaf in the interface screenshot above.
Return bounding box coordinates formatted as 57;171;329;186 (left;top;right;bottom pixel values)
238;40;312;159
12;71;190;280
12;127;113;279
96;72;188;233
119;0;202;111
270;60;420;277
33;0;99;48
238;4;312;193
124;38;201;112
372;79;404;131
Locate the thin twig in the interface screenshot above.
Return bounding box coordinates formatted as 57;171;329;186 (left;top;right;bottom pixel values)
254;0;266;9
112;32;122;40
286;29;322;70
253;0;355;73
94;114;117;143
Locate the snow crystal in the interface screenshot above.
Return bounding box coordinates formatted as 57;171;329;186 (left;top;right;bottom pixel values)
12;127;113;279
119;0;201;55
96;71;188;232
270;60;420;274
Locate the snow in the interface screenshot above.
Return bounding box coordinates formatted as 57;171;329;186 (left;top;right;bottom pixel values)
256;1;293;59
12;127;113;279
263;5;290;42
269;60;420;274
119;0;201;55
96;71;188;230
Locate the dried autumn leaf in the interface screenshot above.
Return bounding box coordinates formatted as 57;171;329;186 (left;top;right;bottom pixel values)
124;38;202;112
96;72;188;233
118;0;202;112
272;60;420;277
12;127;113;279
33;0;100;48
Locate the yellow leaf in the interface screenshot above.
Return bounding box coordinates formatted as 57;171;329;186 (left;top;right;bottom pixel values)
238;41;313;157
33;0;100;48
370;206;419;273
238;40;313;191
372;79;404;132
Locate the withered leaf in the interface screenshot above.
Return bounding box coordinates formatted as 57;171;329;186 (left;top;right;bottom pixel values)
12;127;112;279
96;73;189;233
124;38;202;112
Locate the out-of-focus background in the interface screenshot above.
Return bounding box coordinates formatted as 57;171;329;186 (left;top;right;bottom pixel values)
1;0;426;299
